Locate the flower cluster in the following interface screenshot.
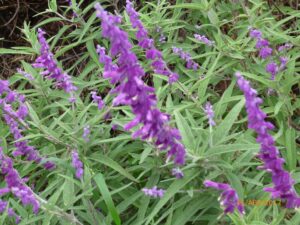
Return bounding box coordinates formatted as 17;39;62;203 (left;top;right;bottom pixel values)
17;68;34;80
142;186;165;198
171;168;184;179
278;43;292;52
82;125;90;142
71;150;83;179
204;102;216;126
91;91;104;110
126;0;179;83
235;72;300;208
33;28;77;102
204;180;245;214
0;147;40;216
172;47;199;70
95;3;186;164
249;28;272;59
0;80;55;170
155;26;166;43
249;28;289;81
0;199;20;224
194;34;214;46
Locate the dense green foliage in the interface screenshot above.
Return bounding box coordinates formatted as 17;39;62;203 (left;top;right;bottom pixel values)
0;0;299;224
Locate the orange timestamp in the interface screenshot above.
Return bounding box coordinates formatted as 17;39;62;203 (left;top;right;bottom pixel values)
238;199;282;206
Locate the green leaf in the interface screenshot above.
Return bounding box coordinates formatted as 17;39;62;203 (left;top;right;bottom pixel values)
0;48;33;55
94;173;121;225
89;154;138;182
174;111;195;150
63;172;75;207
144;169;200;225
213;99;245;145
205;144;260;157
285;127;297;171
207;8;219;25
49;0;57;12
167;3;207;10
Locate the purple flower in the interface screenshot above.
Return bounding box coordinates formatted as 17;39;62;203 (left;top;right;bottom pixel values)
248;29;273;59
96;45;118;73
172;168;184;179
204;180;245;214
104;112;112;121
156;26;166;43
278;43;292;52
279;56;288;70
0;199;21;224
172;47;199;70
194;34;214;46
0;148;40;214
33;29;77;101
142;186;165;198
17;68;34;80
71;150;83;179
126;0;178;83
159;34;166;43
91;91;104;110
0;80;55;170
67;0;77;17
235;72;300;208
111;124;118;130
204;102;216;126
259;46;272;59
266;62;278;80
95;3;186;164
82;125;90;142
69;96;76;103
255;39;269;49
249;28;262;39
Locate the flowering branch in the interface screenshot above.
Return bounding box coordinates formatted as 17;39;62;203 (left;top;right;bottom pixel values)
126;0;179;83
235;72;300;208
94;3;186;165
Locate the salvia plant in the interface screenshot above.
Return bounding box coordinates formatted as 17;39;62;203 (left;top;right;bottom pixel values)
0;0;299;224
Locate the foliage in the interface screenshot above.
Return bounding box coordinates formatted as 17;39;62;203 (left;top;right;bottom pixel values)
0;0;299;224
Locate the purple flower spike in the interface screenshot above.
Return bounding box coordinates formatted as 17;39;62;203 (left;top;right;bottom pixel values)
0;148;40;214
91;91;104;110
96;45;118;73
33;29;77;101
266;62;278;80
248;29;273;59
172;47;199;70
172;168;184;179
278;43;292;52
259;46;272;59
71;150;83;179
279;56;288;70
95;3;186;164
0;199;21;223
204;180;245;215
194;34;214;46
249;28;262;39
235;72;300;208
82;125;90;142
255;39;269;49
204;102;216;126
126;0;178;83
0;80;55;170
156;26;166;43
17;68;34;80
142;186;165;198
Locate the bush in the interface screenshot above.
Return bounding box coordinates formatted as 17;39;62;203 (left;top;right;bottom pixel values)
0;0;299;224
